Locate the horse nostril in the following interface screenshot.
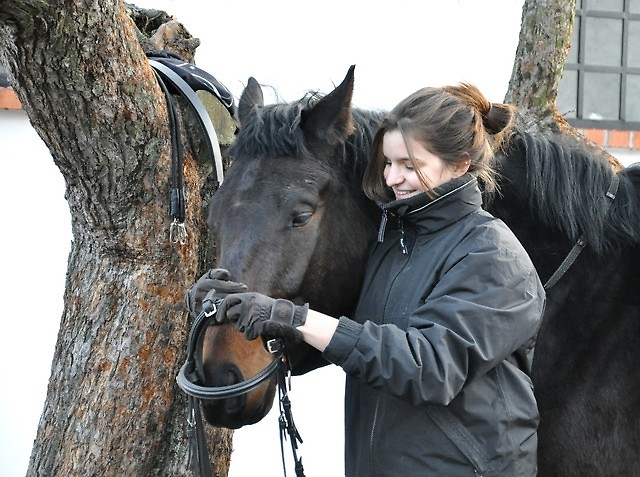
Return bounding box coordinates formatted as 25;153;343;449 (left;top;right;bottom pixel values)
222;367;246;415
222;365;242;386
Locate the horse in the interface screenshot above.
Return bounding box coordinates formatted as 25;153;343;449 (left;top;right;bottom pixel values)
201;66;384;428
201;66;640;475
484;130;640;476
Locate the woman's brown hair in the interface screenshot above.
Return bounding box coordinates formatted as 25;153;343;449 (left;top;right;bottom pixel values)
363;83;517;202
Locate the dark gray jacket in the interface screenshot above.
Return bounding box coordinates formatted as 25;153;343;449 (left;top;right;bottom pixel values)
323;175;544;476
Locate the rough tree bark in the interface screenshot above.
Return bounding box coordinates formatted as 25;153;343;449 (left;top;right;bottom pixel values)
506;0;576;132
0;1;233;475
506;0;621;168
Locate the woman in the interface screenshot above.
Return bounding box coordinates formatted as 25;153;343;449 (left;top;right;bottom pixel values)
187;83;544;476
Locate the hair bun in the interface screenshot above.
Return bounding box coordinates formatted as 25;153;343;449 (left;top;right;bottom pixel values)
483;103;493;119
482;102;514;136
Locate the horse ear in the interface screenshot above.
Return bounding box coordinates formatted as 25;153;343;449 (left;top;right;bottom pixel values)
238;77;264;127
301;65;356;146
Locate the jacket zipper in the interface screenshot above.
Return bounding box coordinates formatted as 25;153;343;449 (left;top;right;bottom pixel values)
368;396;380;476
367;234;413;474
398;217;408;254
377;209;388;242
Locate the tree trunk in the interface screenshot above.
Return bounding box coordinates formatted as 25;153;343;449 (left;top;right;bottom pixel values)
0;1;233;475
505;0;577;133
506;0;621;168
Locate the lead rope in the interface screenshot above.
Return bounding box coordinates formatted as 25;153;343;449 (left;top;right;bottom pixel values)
276;350;305;477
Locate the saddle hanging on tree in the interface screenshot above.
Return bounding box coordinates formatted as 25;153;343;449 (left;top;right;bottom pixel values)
146;50;234;244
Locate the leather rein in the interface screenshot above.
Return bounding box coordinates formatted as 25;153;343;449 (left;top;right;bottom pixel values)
176;300;306;477
543;172;619;290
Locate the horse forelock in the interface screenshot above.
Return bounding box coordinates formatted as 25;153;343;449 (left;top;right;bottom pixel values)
229;101;310;160
228;98;385;194
510;129;640;255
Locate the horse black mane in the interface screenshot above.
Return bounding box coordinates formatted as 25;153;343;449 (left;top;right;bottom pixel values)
227;92;640;255
501;127;640;255
344;108;386;186
228;94;385;188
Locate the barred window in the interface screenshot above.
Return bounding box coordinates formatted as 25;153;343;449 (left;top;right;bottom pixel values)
557;0;640;129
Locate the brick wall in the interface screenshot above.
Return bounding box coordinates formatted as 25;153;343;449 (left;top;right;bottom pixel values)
581;128;640;151
0;87;22;110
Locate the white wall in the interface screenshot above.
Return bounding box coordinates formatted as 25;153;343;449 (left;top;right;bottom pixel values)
0;110;71;477
610;148;640;167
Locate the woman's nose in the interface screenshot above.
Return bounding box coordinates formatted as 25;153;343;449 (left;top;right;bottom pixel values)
385;164;402;187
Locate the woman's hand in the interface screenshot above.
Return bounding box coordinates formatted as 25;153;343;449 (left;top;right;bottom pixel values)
184;268;248;318
216;292;308;343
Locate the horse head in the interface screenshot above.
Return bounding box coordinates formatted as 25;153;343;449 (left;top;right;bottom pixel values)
200;66;380;428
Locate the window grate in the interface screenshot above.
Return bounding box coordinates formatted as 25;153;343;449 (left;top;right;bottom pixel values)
557;0;640;130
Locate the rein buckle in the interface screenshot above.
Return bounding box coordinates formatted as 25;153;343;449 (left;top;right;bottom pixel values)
266;338;284;354
202;298;222;318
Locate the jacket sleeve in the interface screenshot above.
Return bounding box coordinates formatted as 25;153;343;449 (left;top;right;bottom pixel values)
322;227;545;406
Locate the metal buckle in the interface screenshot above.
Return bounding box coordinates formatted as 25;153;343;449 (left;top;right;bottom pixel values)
202;298;221;318
170;219;188;245
187;407;197;428
266;338;284;354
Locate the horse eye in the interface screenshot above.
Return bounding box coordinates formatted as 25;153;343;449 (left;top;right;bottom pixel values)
291;212;313;228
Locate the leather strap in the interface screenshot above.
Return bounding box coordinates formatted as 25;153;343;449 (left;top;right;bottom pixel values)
544;173;619;290
149;59;224;187
187;396;215;477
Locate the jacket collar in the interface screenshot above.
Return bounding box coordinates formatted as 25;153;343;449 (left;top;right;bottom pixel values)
377;174;481;246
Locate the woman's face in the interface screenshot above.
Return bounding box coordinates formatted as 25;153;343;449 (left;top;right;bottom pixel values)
382;130;468;200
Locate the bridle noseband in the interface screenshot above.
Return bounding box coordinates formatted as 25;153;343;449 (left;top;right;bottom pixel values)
176;299;306;477
176;299;283;399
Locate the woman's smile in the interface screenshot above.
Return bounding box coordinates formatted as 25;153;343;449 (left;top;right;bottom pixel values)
393;188;419;200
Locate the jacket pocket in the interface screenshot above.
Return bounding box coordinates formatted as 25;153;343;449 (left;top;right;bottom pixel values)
426;404;491;475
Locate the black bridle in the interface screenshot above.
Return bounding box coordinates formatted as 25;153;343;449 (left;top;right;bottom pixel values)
176;300;306;477
176;300;283;399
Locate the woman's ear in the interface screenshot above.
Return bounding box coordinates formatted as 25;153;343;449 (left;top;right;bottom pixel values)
454;153;471;175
